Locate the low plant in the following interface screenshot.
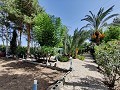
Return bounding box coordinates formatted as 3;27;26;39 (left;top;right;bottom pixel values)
0;45;6;52
0;45;6;57
16;46;27;58
57;55;69;62
77;55;85;61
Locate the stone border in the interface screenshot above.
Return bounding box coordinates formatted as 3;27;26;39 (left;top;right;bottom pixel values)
23;60;70;72
47;71;71;90
22;60;72;90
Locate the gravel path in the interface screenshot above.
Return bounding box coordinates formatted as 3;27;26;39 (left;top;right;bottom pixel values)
57;54;108;90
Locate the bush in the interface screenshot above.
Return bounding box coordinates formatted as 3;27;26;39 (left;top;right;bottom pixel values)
58;55;69;62
0;45;6;57
77;55;85;61
94;40;120;88
0;45;6;52
41;46;54;56
16;46;37;58
16;46;27;58
30;47;36;55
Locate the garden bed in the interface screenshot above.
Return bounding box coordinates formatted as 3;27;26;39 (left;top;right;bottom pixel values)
0;59;66;90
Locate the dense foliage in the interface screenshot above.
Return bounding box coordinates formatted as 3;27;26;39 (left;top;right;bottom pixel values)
57;55;69;62
104;26;120;42
0;0;43;57
33;13;66;47
63;28;90;58
16;46;27;58
94;40;120;87
76;55;85;61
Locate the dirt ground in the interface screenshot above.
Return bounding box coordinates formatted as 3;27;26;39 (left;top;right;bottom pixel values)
0;59;65;90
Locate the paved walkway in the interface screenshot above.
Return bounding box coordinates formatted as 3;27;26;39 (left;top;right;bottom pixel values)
58;54;108;90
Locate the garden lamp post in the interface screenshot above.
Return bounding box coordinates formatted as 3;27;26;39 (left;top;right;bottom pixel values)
33;80;37;90
69;57;73;70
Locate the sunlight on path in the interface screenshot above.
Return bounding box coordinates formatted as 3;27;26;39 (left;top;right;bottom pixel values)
62;53;108;90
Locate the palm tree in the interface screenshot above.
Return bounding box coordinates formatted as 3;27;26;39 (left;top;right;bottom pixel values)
72;28;90;58
81;5;118;45
63;28;90;58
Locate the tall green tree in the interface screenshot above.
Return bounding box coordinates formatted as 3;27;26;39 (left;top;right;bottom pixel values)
51;16;66;47
0;0;24;46
63;28;71;55
14;0;43;57
0;2;12;57
0;11;5;46
33;13;65;47
104;26;120;42
81;6;118;44
0;0;43;57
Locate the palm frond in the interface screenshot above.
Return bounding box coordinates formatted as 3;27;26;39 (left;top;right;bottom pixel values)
89;11;95;19
99;5;114;21
97;7;104;18
80;24;93;30
110;22;120;26
102;14;119;24
95;16;100;30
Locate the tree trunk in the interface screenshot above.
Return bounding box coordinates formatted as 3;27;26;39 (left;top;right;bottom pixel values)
2;39;4;46
18;24;23;46
5;26;9;58
26;23;31;58
75;48;78;59
1;26;5;46
18;30;22;46
2;35;5;46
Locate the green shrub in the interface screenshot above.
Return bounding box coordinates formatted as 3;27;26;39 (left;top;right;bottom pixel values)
30;47;36;55
77;55;85;61
94;40;120;88
58;55;69;62
16;46;38;58
16;46;27;58
40;46;54;55
0;45;6;52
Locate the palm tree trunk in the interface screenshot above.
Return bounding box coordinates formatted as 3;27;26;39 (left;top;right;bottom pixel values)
75;48;79;59
26;23;31;58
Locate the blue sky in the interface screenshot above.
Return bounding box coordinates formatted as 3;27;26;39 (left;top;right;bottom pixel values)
39;0;120;35
0;0;120;46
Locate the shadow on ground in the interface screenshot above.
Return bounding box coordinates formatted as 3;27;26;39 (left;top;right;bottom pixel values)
82;63;98;71
2;61;40;71
0;74;50;90
0;61;65;90
64;76;107;90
